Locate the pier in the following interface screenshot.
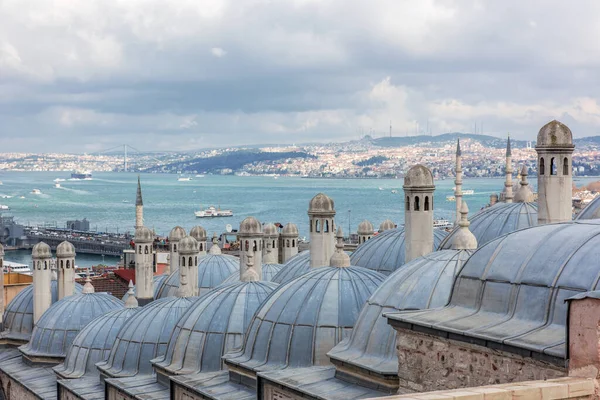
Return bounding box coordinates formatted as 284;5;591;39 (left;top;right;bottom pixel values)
22;228;131;256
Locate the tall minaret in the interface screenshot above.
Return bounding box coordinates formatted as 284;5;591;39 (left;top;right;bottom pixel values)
450;201;477;250
280;223;299;263
536;120;575;224
32;242;52;323
454;139;463;224
308;193;336;268
330;227;351;268
403;165;435;263
238;217;264;278
504;135;513;203
190;226;208;256
262;223;279;264
56;241;76;300
168;226;186;275
178;236;198;297
134;226;154;306
357;220;374;245
0;243;4;330
135;176;144;229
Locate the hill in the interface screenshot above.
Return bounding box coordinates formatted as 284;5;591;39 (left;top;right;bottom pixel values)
371;133;528;149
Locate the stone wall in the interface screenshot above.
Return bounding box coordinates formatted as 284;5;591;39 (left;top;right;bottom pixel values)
395;328;566;393
106;386;136;400
263;382;304;400
0;371;37;400
171;384;208;400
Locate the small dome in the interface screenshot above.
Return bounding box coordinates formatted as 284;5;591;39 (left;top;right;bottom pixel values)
224;266;386;371
403;164;434;188
168;226;187;241
153;281;278;376
179;235;198;254
135;226;154;242
263;223;278;237
190;225;207;241
378;219;396;232
56;241;75;257
121;274;170;301
329;249;473;376
32;242;51;258
97;296;194;378
1;281;83;344
309;193;335;214
576;196;600;221
239;217;263;235
357;220;374;235
281;223;299;236
156;254;239;298
221;263;283;285
20;292;123;361
53;307;139;379
536;120;573;147
270;251;311;285
350;228;448;275
438;202;538;250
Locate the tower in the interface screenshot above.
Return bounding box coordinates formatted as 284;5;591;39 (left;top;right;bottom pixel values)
308;193;336;268
536;120;575;224
134;226;154;306
504;135;513;203
168;226;186;275
357;220;374;245
454;139;463;224
403;165;435;263
279;223;299;263
135;176;143;229
262;223;279;264
178;236;199;297
450;201;477;250
190;226;208;256
238;217;264;278
56;241;76;300
32;242;52;323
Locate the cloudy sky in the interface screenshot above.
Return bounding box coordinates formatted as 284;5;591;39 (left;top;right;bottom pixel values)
1;0;600;153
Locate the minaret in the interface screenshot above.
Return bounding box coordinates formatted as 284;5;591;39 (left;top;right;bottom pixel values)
241;252;260;282
134;226;154;306
454;139;463;224
330;227;351;267
0;243;4;330
262;223;279;264
56;241;76;300
504;135;513;203
190;226;208;256
514;165;535;203
280;223;299;263
450;201;477;250
32;242;52;323
357;220;374;245
403;165;435;263
536;120;575;224
178;236;198;297
308;193;336;268
135;176;144;229
124;280;139;308
238;217;264;278
168;226;186;275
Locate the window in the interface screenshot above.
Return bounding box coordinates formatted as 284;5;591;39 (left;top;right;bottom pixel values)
563;158;569;176
324;220;329;233
139;245;142;254
292;239;295;247
310;220;313;233
539;157;545;175
145;245;149;254
424;196;430;211
44;261;48;270
414;196;420;211
189;257;193;267
245;240;249;251
199;243;203;251
174;244;177;252
551;157;557;175
406;196;410;211
60;260;64;268
273;240;276;248
182;257;186;267
286;239;290;248
253;240;258;251
195;256;198;266
315;220;320;233
66;260;70;269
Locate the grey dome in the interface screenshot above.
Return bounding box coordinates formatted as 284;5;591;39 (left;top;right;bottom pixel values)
53;307;139;379
270;251;310;284
350;228;448;275
239;217;262;235
221;263;283;285
32;241;51;258
263;223;278;237
190;225;207;241
403;164;433;187
328;249;473;376
357;220;374;235
121;274;168;301
179;235;198;254
576;196;600;220
20;292;123;361
153;281;278;376
135;226;153;242
282;223;299;236
156;254;239;299
224;266;386;372
438;202;537;250
378;219;396;232
1;281;83;343
309;193;335;214
96;296;195;378
56;241;75;257
537;119;573;147
168;226;187;241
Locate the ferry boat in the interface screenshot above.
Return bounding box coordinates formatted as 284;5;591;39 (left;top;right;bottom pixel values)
194;206;234;218
446;195;456;201
54;182;61;188
0;205;9;210
3;261;32;275
31;189;42;195
391;189;398;194
195;174;205;178
451;187;475;195
433;219;453;229
178;175;192;182
71;170;92;180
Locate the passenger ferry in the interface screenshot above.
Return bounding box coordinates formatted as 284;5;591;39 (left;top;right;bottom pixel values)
31;189;42;195
3;261;32;275
194;206;234;218
0;204;9;210
71;170;92;180
433;219;453;229
177;175;192;181
451;187;475;195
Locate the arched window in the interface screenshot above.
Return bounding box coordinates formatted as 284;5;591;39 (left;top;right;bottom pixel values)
182;257;186;267
66;260;70;269
195;256;198;266
145;245;149;254
539;157;545;175
406;196;410;211
551;157;557;175
310;220;313;233
245;240;249;251
44;261;48;270
286;239;290;248
138;245;142;254
424;196;430;211
315;220;320;233
189;257;193;267
253;241;258;251
60;260;64;268
174;244;177;252
292;239;295;247
199;243;203;251
324;220;329;233
273;240;276;248
414;196;420;211
563;158;569;176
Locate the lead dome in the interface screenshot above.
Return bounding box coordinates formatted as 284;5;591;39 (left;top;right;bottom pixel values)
281;223;299;236
357;220;374;235
32;241;51;258
263;223;278;236
135;226;154;242
178;235;198;253
56;241;75;257
379;219;395;232
536;120;573;147
190;225;207;240
270;251;310;284
239;217;263;234
576;196;600;221
221;263;283;284
403;164;434;187
309;193;335;214
168;226;187;241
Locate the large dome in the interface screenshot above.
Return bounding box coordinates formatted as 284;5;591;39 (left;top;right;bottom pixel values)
270;251;310;285
350;228;448;275
328;249;473;378
576;196;600;220
221;263;283;285
438;202;537;250
53;307;139;378
20;291;123;362
536;119;573;147
223;266;386;372
156;254;239;298
153;281;278;377
96;296;195;378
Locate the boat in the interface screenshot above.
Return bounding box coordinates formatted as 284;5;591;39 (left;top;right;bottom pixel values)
451;187;474;195
446;195;456;201
433;219;453;229
54;182;61;188
195;174;205;178
178;175;192;182
0;205;9;210
194;206;234;218
122;200;129;203
53;178;65;182
3;261;31;275
71;170;92;180
31;189;42;195
391;189;398;194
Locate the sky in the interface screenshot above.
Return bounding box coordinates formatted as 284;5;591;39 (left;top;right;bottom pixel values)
1;0;600;153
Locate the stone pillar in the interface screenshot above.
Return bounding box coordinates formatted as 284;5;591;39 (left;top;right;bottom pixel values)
190;226;208;256
135;175;144;229
168;226;186;275
32;242;52;323
56;241;76;300
134;226;154;306
238;217;264;278
262;223;279;264
357;220;374;245
454;139;463;224
567;293;600;380
178;236;198;297
504;135;514;203
308;193;336;268
403;165;435;263
280;223;299;264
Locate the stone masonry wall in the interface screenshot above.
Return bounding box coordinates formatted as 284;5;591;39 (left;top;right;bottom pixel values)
395;328;566;393
0;370;37;400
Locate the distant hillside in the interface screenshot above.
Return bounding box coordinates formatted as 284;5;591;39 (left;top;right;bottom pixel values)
574;136;600;145
371;133;529;149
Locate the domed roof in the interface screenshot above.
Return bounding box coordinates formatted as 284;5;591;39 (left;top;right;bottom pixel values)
350;228;448;275
190;225;207;241
53;307;139;379
357;220;374;235
56;241;75;257
536;120;573;147
156;254;239;298
403;164;434;188
153;281;278;376
223;266;386;371
263;223;278;237
1;281;83;343
168;226;187;241
96;296;195;378
438;202;537;250
20;291;123;361
121;274;169;301
221;263;283;285
179;235;198;254
281;223;299;236
309;193;335;214
239;217;263;235
135;226;154;242
328;249;473;376
378;219;396;232
270;251;311;285
32;241;51;258
576;196;600;220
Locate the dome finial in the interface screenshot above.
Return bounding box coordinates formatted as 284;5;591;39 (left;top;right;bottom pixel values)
241;252;259;282
451;201;477;250
330;227;351;268
82;276;95;294
209;233;221;255
124;280;138;308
